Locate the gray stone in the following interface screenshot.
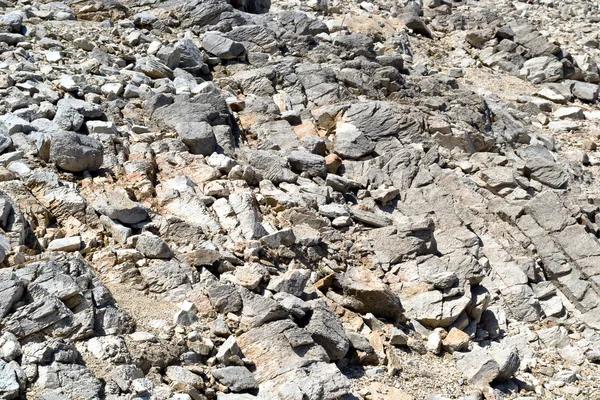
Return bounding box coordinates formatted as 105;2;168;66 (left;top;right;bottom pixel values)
455;348;500;387
0;332;21;361
0;360;20;399
260;228;296;248
202;34;246;60
47;236;81;252
111;364;144;391
525;159;568;189
304;299;349;361
334;122;375;159
349;208;392;227
176;121;216;156
176;38;208;75
229;192;269;239
0;130;12;154
267;269;310;297
571;81;599;102
136;234;173;259
239;287;289;328
166;366;204;389
135;57;174;79
335;266;403;321
237;320;329;382
208;282;243;314
49;132;103;172
0;33;24;46
287;151;326;177
93;188;148;224
212;366;258;392
0;274;24;318
491;346;520;382
2;297;72;339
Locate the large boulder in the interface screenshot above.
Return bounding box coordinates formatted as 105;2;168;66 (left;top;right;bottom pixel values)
202;34;246;60
334;266;403;321
176;121;216;156
92;188;148;225
49;132;103;172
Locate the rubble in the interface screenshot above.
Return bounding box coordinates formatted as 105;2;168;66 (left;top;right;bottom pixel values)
0;0;598;398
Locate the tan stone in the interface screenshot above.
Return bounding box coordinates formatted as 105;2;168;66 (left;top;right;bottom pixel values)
442;327;470;353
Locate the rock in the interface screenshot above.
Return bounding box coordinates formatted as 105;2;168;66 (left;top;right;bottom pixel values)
349;208;392;227
427;329;443;354
0;274;24;318
136;234;173;259
402;2;432;37
111;364;145;391
490;346;520;382
0;130;12;154
47;236;81;252
2;296;72;339
211;366;258;392
525;159;568;189
237;320;329;382
442;328;470;353
49;132;103;172
176;39;208;75
216;336;243;366
335;266;403;321
176;121;217;156
0;332;21;361
571;81;599;102
93;188;148;224
174;301;198;326
554;107;585;120
287;151;326;177
135;57;174;79
208;282;243;314
0;360;21;399
304;299;349;360
202;34;246;60
334;122;375;159
243;150;297;184
239;287;288;328
166;366;204;389
521;56;563;83
266;269;310;297
455;348;500;387
261;228;296;248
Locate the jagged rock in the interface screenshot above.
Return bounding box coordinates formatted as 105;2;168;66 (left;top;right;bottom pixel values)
136;234;173;259
47;236;81;252
202;34;246;60
334;121;375;159
335;266;403;321
267;269;309;297
237;320;329;382
208;282;243;314
212;366;258;392
0;274;24;318
49;132;103;172
287;151;326;177
2;297;72;339
135;57;174;79
176;121;216;156
92;188;148;224
0;360;20;399
304;299;349;360
455;348;500;387
166;366;204;389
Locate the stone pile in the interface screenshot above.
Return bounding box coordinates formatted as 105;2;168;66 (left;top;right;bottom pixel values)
0;0;599;399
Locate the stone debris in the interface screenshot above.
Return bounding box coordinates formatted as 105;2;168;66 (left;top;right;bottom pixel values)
0;0;598;398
